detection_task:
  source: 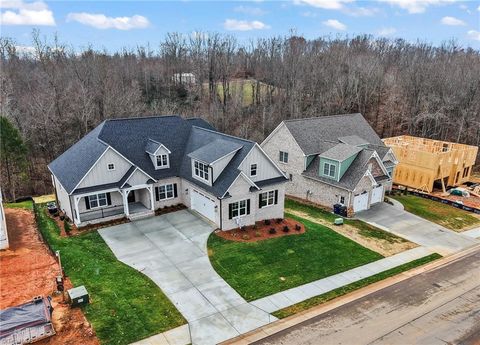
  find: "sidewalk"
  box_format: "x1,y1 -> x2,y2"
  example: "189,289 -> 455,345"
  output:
251,246 -> 432,313
462,227 -> 480,239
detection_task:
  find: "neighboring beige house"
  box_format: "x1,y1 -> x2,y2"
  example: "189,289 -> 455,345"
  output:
49,115 -> 287,230
262,113 -> 397,216
0,188 -> 8,250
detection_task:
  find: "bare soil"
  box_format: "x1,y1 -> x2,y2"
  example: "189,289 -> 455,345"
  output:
215,218 -> 305,242
287,209 -> 417,257
0,208 -> 99,345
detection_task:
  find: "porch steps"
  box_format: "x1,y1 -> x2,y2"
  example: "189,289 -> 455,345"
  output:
128,211 -> 155,221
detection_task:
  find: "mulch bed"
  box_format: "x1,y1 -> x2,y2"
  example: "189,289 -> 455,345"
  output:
155,204 -> 187,216
215,218 -> 305,243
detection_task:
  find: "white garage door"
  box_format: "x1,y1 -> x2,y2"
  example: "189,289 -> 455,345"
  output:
353,192 -> 369,213
190,190 -> 216,222
371,185 -> 384,204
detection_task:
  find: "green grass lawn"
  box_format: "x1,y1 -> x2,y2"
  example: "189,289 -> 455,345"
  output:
5,200 -> 34,210
391,194 -> 480,231
34,204 -> 185,345
272,252 -> 442,318
285,199 -> 407,244
208,214 -> 384,301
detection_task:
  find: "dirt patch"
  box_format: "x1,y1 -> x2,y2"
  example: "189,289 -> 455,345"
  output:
430,191 -> 480,211
287,209 -> 417,257
0,208 -> 99,345
215,218 -> 305,242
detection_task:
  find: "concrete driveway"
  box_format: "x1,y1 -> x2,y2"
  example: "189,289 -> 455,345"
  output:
99,210 -> 276,345
357,203 -> 478,255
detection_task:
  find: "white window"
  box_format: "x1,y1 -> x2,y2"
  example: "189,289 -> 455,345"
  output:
279,151 -> 289,163
231,199 -> 248,218
194,160 -> 209,182
107,163 -> 115,171
158,184 -> 174,200
88,193 -> 107,209
156,154 -> 169,168
323,162 -> 336,178
260,190 -> 275,208
339,196 -> 345,205
250,164 -> 257,177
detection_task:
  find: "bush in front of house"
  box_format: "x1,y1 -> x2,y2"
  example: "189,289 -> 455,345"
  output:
64,219 -> 71,234
295,224 -> 302,231
269,228 -> 276,234
283,226 -> 290,233
240,226 -> 247,232
254,231 -> 261,237
242,234 -> 250,240
276,218 -> 283,224
264,219 -> 271,226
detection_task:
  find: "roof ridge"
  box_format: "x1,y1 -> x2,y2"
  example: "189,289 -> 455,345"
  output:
192,125 -> 256,145
283,113 -> 361,123
105,115 -> 182,122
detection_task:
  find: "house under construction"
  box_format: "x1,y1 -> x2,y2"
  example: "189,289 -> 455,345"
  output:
383,135 -> 478,193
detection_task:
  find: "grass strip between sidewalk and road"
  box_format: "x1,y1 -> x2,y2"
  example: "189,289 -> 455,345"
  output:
34,203 -> 185,345
272,252 -> 442,319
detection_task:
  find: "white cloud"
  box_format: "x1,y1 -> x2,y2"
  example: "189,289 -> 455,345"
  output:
294,0 -> 354,10
322,19 -> 347,30
0,0 -> 55,25
379,0 -> 455,14
234,5 -> 266,16
377,27 -> 397,36
467,30 -> 480,41
477,5 -> 480,11
343,6 -> 380,16
14,45 -> 36,55
440,16 -> 466,26
223,19 -> 270,31
66,12 -> 150,30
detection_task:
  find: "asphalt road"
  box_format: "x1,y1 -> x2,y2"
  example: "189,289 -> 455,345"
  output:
254,248 -> 480,345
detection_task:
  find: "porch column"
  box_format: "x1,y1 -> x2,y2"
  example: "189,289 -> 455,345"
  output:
122,190 -> 130,216
148,186 -> 155,210
74,196 -> 81,225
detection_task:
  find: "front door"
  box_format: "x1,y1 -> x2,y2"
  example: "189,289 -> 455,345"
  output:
127,190 -> 136,203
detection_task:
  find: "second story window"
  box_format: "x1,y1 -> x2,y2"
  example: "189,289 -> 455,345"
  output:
323,162 -> 336,178
194,160 -> 209,182
279,151 -> 289,163
250,164 -> 257,177
156,154 -> 169,168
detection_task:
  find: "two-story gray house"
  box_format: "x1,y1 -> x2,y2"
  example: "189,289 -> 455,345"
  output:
261,113 -> 397,216
49,115 -> 287,230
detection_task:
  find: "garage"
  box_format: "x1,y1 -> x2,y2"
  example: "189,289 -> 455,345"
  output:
190,189 -> 216,223
353,192 -> 369,213
370,184 -> 384,204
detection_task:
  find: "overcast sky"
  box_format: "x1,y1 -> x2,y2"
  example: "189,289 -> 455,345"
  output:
1,0 -> 480,52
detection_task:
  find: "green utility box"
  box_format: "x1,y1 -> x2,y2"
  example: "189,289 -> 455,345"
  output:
67,285 -> 89,307
334,218 -> 344,226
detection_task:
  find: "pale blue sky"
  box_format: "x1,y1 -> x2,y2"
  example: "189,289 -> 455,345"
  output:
1,0 -> 480,52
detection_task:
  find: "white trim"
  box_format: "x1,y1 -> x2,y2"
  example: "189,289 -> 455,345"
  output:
259,189 -> 276,208
238,143 -> 288,179
370,151 -> 390,177
221,171 -> 259,199
69,147 -> 110,194
155,183 -> 175,201
229,198 -> 250,219
146,139 -> 172,155
120,167 -> 139,188
107,163 -> 115,171
364,169 -> 377,187
74,187 -> 120,199
155,153 -> 170,169
192,159 -> 211,184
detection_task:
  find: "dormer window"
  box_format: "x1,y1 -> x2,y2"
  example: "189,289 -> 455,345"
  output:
156,154 -> 169,168
194,160 -> 209,182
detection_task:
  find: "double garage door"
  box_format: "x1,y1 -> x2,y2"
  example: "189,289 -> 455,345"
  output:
353,185 -> 384,213
190,189 -> 216,223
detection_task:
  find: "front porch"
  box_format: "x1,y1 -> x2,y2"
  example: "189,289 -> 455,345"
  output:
73,184 -> 155,226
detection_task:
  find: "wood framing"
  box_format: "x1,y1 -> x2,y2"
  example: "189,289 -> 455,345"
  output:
383,135 -> 478,193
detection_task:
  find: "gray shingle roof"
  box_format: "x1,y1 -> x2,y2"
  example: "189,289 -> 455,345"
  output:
303,149 -> 374,191
48,115 -> 281,198
284,113 -> 385,155
320,144 -> 362,161
338,135 -> 369,147
145,139 -> 162,155
188,139 -> 242,164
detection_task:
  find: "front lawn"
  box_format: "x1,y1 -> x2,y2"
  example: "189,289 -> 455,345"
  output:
34,204 -> 185,345
391,194 -> 480,231
208,214 -> 383,301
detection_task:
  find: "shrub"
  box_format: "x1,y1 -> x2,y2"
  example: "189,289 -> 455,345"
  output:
264,219 -> 271,226
240,226 -> 247,232
64,219 -> 71,234
283,226 -> 290,233
252,224 -> 257,230
276,218 -> 283,224
242,234 -> 250,240
269,228 -> 276,235
254,231 -> 261,237
59,214 -> 65,220
295,224 -> 302,231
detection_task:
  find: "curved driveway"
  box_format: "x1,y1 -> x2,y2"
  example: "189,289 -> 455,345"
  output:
99,210 -> 276,345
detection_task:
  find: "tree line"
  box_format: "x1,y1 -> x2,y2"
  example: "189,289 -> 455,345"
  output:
1,31 -> 479,200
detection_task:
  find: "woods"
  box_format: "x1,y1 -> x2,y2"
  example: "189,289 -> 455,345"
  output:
1,31 -> 479,200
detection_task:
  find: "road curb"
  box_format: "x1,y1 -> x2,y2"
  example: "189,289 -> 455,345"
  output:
221,244 -> 480,345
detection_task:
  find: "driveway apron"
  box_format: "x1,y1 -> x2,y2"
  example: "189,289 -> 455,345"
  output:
99,210 -> 276,345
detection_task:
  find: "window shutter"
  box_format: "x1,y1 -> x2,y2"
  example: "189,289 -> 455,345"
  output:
258,194 -> 263,209
246,199 -> 250,215
106,193 -> 111,205
173,184 -> 178,198
274,190 -> 278,205
228,203 -> 233,220
85,197 -> 90,210
155,187 -> 159,201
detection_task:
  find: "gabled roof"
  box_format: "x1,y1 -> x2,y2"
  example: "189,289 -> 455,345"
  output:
188,139 -> 242,164
145,139 -> 171,155
338,135 -> 369,147
284,113 -> 385,155
320,143 -> 362,162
